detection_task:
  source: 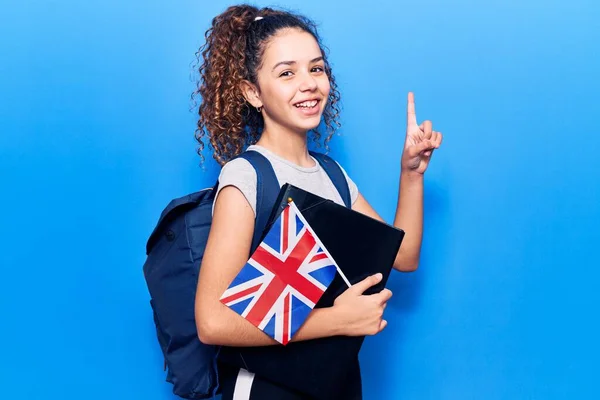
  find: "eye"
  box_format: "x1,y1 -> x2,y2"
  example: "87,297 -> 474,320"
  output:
312,66 -> 325,73
279,70 -> 293,77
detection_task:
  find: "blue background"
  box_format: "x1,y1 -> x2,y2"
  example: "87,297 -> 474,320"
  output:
1,0 -> 599,398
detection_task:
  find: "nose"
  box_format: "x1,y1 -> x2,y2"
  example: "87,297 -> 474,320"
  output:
299,71 -> 318,92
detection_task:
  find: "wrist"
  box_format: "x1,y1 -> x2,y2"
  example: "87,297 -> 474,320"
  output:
400,169 -> 424,183
326,304 -> 347,336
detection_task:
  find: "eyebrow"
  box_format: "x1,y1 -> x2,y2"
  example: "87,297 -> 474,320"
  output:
271,56 -> 324,72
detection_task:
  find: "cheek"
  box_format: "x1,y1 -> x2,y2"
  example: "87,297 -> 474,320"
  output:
264,85 -> 295,109
320,77 -> 331,97
320,80 -> 331,112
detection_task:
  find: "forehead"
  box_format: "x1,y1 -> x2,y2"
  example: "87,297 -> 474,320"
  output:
261,28 -> 322,66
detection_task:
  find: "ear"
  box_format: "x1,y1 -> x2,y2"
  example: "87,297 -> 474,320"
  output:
240,80 -> 262,109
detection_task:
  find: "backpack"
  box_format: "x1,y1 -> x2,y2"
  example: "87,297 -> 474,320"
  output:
142,149 -> 351,399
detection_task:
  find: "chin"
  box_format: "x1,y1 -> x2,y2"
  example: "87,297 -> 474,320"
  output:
294,115 -> 323,133
294,123 -> 320,134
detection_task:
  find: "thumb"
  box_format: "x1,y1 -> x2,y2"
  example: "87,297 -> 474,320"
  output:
379,319 -> 388,332
407,140 -> 434,158
350,273 -> 383,295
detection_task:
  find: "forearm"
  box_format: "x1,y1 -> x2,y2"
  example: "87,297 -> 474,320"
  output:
197,304 -> 342,347
291,306 -> 343,342
393,170 -> 424,271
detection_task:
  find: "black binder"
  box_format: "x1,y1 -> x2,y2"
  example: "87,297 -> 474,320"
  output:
218,184 -> 405,399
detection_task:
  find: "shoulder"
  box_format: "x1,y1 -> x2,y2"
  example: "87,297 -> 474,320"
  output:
310,152 -> 360,206
333,160 -> 360,206
214,157 -> 258,216
219,156 -> 256,182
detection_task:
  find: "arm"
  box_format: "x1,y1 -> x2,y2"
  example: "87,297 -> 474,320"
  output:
194,185 -> 343,346
352,92 -> 442,272
194,185 -> 391,346
352,171 -> 425,272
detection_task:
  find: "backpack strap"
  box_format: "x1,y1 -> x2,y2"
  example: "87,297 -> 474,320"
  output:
237,151 -> 280,254
237,150 -> 352,253
309,151 -> 352,208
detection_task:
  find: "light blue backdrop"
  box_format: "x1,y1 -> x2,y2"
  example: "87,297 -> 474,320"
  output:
1,0 -> 599,399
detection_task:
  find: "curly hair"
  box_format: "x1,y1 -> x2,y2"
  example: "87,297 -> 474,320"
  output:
193,5 -> 342,166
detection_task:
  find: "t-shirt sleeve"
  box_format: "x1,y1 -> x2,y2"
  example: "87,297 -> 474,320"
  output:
335,161 -> 359,205
212,158 -> 258,216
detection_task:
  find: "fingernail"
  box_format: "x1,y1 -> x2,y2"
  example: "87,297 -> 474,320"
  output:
375,273 -> 383,280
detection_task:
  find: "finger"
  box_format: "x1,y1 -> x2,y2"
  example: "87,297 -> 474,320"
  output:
350,273 -> 382,294
423,120 -> 433,140
435,131 -> 443,147
379,319 -> 388,332
407,92 -> 417,127
374,288 -> 393,304
423,131 -> 439,156
407,140 -> 434,158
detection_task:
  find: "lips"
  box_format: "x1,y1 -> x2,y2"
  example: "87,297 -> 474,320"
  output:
293,98 -> 321,118
294,99 -> 319,108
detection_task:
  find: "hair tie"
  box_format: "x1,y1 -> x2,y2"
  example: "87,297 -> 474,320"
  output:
254,16 -> 263,21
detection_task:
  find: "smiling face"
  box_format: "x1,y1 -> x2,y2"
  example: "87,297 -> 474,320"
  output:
247,28 -> 331,135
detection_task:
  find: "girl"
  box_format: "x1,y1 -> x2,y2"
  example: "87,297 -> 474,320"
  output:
194,4 -> 442,399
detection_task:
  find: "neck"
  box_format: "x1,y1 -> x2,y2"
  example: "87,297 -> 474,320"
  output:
256,123 -> 314,167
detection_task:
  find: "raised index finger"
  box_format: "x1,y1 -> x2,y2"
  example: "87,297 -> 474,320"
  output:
407,92 -> 417,127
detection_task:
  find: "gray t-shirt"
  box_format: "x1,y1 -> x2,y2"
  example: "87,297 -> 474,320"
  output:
214,145 -> 359,217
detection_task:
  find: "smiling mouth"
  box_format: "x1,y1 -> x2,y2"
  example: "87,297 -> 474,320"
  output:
294,99 -> 320,109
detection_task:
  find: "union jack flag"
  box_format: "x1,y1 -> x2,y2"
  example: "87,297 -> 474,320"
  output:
220,201 -> 339,345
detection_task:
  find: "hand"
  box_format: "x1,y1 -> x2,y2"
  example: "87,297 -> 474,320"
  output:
333,273 -> 392,336
401,92 -> 443,175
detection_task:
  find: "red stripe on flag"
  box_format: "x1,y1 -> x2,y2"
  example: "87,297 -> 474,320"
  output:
252,230 -> 323,304
310,252 -> 328,263
220,283 -> 262,305
245,278 -> 287,327
282,206 -> 289,254
282,293 -> 290,345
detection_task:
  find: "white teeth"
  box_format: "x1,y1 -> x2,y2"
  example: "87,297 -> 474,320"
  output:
295,100 -> 318,108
